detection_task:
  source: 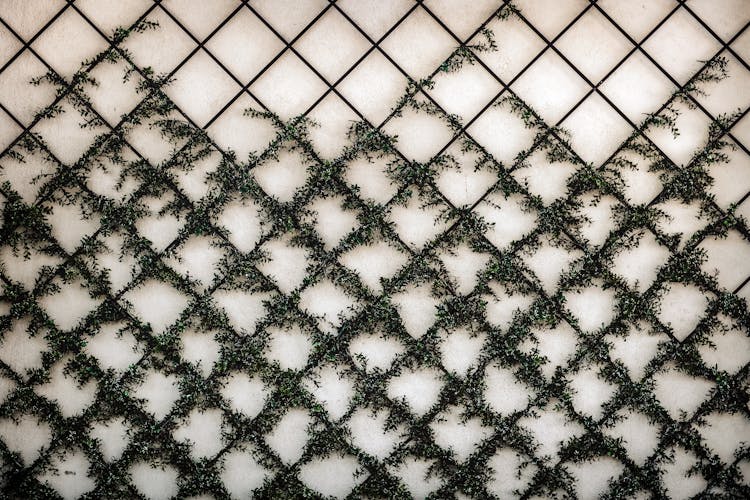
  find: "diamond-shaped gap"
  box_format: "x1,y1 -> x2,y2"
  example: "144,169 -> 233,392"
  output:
433,141 -> 497,207
389,456 -> 445,499
698,229 -> 750,291
0,413 -> 53,466
707,139 -> 750,209
337,50 -> 409,125
654,198 -> 709,248
220,444 -> 271,498
298,277 -> 359,334
298,453 -> 367,499
205,6 -> 284,84
475,191 -> 537,250
93,256 -> 139,321
608,150 -> 663,205
603,408 -> 661,466
206,95 -> 277,162
562,281 -> 618,333
179,327 -> 221,377
516,400 -> 585,460
132,368 -> 181,421
263,323 -> 313,371
36,448 -> 96,499
84,321 -> 143,373
170,147 -> 221,204
30,7 -> 107,77
698,315 -> 750,374
429,60 -> 501,124
347,405 -> 406,459
0,143 -> 57,206
212,286 -> 273,336
656,282 -> 710,342
486,448 -> 538,498
165,49 -> 241,127
658,446 -> 708,498
483,362 -> 534,415
252,147 -> 312,202
645,100 -> 713,167
0,241 -> 63,291
521,322 -> 579,379
567,364 -> 617,421
127,112 -> 188,166
599,51 -> 675,123
642,8 -> 721,85
123,279 -> 190,335
575,193 -> 619,248
339,239 -> 408,294
474,12 -> 545,83
560,92 -> 632,165
216,193 -> 265,254
387,366 -> 444,416
344,151 -> 400,204
294,7 -> 370,84
0,317 -> 48,378
382,94 -> 455,164
697,52 -> 750,116
555,8 -> 633,84
597,0 -> 676,43
0,0 -> 66,42
32,99 -> 106,165
172,407 -> 225,460
387,189 -> 451,250
429,404 -> 491,462
695,411 -> 750,465
652,362 -> 716,420
426,0 -> 501,39
302,363 -> 355,421
220,371 -> 268,419
0,50 -> 58,126
305,194 -> 360,251
565,457 -> 624,500
35,355 -> 97,418
336,0 -> 413,41
517,0 -> 589,41
161,0 -> 239,42
436,241 -> 491,295
75,0 -> 153,35
380,5 -> 456,79
437,327 -> 486,377
521,236 -> 583,296
249,50 -> 328,119
90,417 -> 130,462
39,277 -> 102,331
482,281 -> 535,331
164,235 -> 226,291
257,235 -> 310,295
121,7 -> 196,75
86,147 -> 141,202
305,92 -> 360,159
511,146 -> 580,206
612,230 -> 671,291
688,0 -> 750,42
467,100 -> 540,166
391,281 -> 441,340
250,0 -> 329,42
133,193 -> 187,253
607,322 -> 668,381
348,330 -> 406,373
128,461 -> 179,500
264,407 -> 312,465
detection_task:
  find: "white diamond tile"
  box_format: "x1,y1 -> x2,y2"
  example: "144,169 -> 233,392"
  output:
250,0 -> 328,42
161,0 -> 239,41
598,0 -> 677,43
121,7 -> 196,75
336,0 -> 413,41
380,7 -> 456,79
0,0 -> 66,41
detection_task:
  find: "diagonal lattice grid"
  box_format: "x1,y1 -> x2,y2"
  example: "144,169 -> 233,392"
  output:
0,0 -> 749,498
